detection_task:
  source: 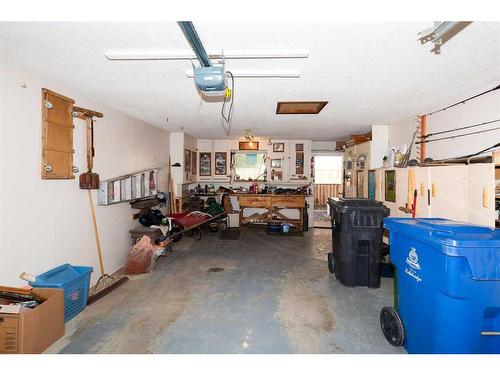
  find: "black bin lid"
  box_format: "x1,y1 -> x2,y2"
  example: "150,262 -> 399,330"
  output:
327,197 -> 386,208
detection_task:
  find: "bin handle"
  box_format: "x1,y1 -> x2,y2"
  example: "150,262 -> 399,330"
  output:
430,229 -> 454,239
481,331 -> 500,336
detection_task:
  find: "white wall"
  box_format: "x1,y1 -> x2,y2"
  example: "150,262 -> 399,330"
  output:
0,60 -> 170,287
389,84 -> 500,160
169,132 -> 184,195
312,141 -> 336,152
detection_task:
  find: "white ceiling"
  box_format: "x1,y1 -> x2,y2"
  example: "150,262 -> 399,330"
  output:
1,22 -> 499,140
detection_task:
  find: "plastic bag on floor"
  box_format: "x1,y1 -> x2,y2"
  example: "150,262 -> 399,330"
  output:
125,235 -> 165,275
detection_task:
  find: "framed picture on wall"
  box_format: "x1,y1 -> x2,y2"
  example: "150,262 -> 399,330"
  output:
191,151 -> 197,175
385,170 -> 396,202
184,149 -> 191,172
273,142 -> 285,152
271,159 -> 282,168
199,152 -> 211,176
368,170 -> 376,200
356,170 -> 365,198
295,143 -> 304,151
214,152 -> 227,175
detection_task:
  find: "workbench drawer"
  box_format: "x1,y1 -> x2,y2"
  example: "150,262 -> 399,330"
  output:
271,196 -> 305,208
238,196 -> 271,207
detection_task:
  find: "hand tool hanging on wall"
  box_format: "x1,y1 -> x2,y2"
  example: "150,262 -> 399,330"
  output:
73,106 -> 103,189
72,106 -> 128,304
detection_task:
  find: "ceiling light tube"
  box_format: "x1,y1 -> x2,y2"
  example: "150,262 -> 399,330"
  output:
105,49 -> 309,61
186,69 -> 301,78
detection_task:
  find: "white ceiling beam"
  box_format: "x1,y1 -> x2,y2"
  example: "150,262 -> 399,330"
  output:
105,49 -> 309,61
185,69 -> 301,78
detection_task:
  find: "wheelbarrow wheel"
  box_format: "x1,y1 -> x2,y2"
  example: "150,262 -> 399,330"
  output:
190,228 -> 202,240
327,252 -> 335,274
170,225 -> 182,242
380,306 -> 405,346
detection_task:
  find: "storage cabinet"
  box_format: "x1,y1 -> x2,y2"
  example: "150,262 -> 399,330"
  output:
41,89 -> 76,179
359,165 -> 495,226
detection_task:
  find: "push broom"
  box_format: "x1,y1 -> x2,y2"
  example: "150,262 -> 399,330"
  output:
73,106 -> 128,304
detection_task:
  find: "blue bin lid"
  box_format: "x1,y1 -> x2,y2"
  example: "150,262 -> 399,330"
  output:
384,218 -> 500,248
384,218 -> 500,280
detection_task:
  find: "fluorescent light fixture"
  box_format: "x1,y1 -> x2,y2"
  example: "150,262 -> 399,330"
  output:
186,69 -> 300,78
105,49 -> 309,61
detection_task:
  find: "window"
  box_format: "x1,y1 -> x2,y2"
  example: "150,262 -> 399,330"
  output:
233,152 -> 266,181
314,155 -> 343,184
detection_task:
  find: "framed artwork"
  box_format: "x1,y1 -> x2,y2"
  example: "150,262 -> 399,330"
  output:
199,152 -> 211,176
385,170 -> 396,202
273,142 -> 285,152
295,143 -> 304,151
191,151 -> 197,174
356,170 -> 365,198
368,170 -> 376,200
214,152 -> 227,175
271,159 -> 282,168
239,141 -> 259,151
184,149 -> 191,172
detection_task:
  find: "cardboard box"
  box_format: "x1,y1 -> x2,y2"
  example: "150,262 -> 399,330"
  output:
0,288 -> 64,354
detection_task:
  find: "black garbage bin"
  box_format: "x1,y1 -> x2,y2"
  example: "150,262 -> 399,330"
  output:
327,197 -> 389,288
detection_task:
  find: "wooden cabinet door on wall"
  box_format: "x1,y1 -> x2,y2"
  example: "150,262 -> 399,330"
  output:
41,88 -> 75,179
428,165 -> 468,221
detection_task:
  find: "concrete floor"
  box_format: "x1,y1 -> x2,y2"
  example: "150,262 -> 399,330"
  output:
47,227 -> 405,354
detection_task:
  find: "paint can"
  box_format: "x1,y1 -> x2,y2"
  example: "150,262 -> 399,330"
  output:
282,222 -> 290,233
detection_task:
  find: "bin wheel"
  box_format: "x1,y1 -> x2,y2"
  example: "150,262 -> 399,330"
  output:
327,252 -> 335,274
380,306 -> 405,347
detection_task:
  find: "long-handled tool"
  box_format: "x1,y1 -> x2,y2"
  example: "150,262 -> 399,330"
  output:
73,106 -> 128,304
75,106 -> 102,189
86,189 -> 128,304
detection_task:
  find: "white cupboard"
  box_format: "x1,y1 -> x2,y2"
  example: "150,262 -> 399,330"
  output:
358,164 -> 495,226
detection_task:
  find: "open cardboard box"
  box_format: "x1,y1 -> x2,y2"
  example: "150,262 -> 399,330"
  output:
0,287 -> 64,354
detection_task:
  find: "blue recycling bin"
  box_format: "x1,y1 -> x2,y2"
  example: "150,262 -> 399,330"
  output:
382,218 -> 500,354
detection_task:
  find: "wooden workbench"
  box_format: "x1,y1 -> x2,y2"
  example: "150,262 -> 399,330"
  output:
230,194 -> 307,231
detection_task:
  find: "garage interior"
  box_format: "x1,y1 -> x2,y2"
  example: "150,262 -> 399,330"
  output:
1,18 -> 499,357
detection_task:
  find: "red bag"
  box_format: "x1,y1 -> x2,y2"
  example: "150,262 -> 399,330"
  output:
125,235 -> 164,275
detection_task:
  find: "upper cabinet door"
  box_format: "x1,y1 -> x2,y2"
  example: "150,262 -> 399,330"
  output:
428,165 -> 468,221
41,88 -> 75,179
413,166 -> 430,218
467,164 -> 495,226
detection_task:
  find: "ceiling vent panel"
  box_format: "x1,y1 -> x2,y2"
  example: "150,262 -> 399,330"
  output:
276,101 -> 328,114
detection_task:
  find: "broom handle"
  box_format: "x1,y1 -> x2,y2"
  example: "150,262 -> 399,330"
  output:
88,190 -> 105,277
